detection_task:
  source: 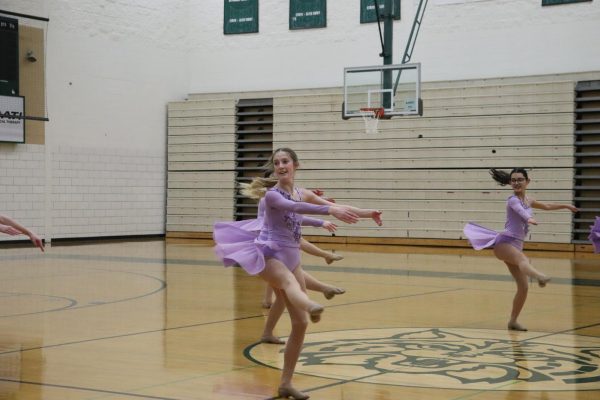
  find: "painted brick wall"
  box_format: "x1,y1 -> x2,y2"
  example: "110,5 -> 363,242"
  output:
0,144 -> 164,241
0,144 -> 45,241
49,145 -> 164,238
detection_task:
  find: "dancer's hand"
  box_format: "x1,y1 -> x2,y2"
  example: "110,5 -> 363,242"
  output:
371,210 -> 383,226
29,233 -> 45,252
322,221 -> 337,233
527,218 -> 538,225
310,188 -> 335,203
0,224 -> 20,235
329,206 -> 359,224
565,205 -> 579,213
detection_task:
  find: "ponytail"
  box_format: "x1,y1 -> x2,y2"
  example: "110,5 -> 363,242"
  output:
239,177 -> 278,199
490,169 -> 511,186
490,168 -> 529,186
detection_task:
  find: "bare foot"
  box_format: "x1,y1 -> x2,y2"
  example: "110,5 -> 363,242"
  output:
278,386 -> 309,400
325,253 -> 344,265
261,300 -> 272,309
537,276 -> 551,288
260,335 -> 285,345
508,321 -> 528,331
308,304 -> 324,323
323,286 -> 346,300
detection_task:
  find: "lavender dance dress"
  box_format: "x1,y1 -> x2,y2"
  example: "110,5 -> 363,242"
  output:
589,216 -> 600,254
463,195 -> 532,251
213,187 -> 328,275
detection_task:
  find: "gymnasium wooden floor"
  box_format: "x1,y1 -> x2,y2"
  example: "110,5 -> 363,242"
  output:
1,239 -> 599,400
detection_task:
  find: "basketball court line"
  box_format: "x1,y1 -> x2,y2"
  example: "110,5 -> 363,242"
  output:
0,286 -> 465,357
0,378 -> 181,400
0,313 -> 261,356
0,268 -> 166,318
2,251 -> 599,288
261,371 -> 387,400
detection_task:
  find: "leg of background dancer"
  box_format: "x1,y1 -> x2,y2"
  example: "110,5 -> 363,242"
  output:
300,237 -> 343,265
262,284 -> 274,308
261,288 -> 286,344
259,259 -> 323,323
303,271 -> 345,300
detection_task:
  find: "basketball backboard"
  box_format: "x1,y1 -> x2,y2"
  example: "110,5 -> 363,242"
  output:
343,62 -> 421,119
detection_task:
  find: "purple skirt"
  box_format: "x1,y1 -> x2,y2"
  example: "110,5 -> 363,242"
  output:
463,222 -> 524,251
213,220 -> 301,275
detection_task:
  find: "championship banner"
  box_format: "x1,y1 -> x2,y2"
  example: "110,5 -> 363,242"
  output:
0,95 -> 25,142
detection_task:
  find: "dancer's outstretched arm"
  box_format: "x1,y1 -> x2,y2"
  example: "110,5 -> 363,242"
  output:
265,190 -> 359,224
301,188 -> 382,226
531,199 -> 578,212
0,214 -> 44,251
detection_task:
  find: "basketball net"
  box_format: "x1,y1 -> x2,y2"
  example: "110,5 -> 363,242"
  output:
360,107 -> 384,134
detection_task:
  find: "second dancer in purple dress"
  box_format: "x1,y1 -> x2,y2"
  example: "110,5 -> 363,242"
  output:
463,168 -> 578,332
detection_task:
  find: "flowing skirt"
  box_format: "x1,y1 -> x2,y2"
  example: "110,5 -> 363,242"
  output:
463,222 -> 524,251
213,220 -> 300,275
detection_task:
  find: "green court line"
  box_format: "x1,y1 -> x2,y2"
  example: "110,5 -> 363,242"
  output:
83,365 -> 260,400
3,251 -> 600,287
0,377 -> 180,400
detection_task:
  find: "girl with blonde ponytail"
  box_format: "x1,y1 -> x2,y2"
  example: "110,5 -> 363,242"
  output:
213,148 -> 382,400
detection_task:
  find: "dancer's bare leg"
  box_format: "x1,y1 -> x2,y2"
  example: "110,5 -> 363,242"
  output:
278,266 -> 310,400
303,271 -> 345,300
504,261 -> 529,331
494,243 -> 549,286
494,243 -> 547,331
261,288 -> 286,344
259,259 -> 323,322
262,284 -> 274,308
262,270 -> 341,342
300,238 -> 343,265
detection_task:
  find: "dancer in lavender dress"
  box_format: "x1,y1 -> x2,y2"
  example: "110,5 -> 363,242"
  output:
214,193 -> 345,296
463,168 -> 578,331
214,148 -> 380,400
256,195 -> 345,309
239,187 -> 382,345
0,214 -> 44,251
589,216 -> 600,253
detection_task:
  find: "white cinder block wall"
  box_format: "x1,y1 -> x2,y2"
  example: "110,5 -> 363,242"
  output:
0,145 -> 45,239
1,0 -> 190,242
49,146 -> 165,238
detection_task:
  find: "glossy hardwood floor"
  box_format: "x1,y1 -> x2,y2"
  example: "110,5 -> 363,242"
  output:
1,239 -> 599,399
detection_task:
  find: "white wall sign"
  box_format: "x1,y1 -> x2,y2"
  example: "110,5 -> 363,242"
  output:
0,95 -> 25,142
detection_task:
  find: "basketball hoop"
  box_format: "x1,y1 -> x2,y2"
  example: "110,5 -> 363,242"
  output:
360,107 -> 385,134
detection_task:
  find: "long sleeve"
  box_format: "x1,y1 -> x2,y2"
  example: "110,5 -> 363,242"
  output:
300,215 -> 324,227
265,190 -> 330,215
508,197 -> 531,221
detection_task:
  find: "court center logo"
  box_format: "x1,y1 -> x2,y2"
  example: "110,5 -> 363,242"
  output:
247,327 -> 600,391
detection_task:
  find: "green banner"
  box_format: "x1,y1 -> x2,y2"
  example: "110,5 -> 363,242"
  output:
290,0 -> 327,30
0,16 -> 19,96
360,0 -> 400,24
224,0 -> 259,34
